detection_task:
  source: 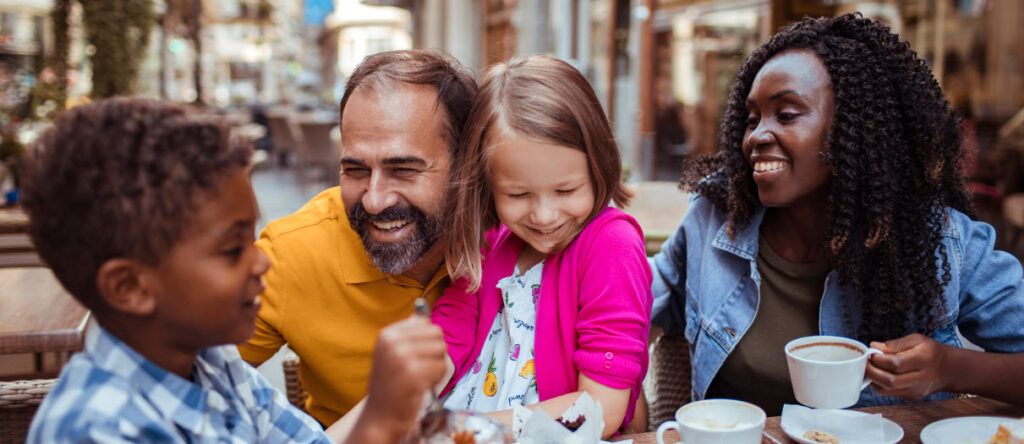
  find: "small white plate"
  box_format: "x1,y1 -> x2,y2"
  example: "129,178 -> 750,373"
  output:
781,409 -> 904,444
920,416 -> 1016,444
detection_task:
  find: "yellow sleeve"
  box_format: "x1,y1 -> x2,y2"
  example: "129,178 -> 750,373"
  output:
237,231 -> 287,365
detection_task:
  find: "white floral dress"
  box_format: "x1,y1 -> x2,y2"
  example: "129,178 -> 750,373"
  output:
443,262 -> 542,411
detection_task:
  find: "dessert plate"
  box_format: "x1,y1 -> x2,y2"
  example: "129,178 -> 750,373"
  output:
780,409 -> 903,444
920,416 -> 1016,444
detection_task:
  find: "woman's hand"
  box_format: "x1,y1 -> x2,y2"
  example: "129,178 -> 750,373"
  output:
867,333 -> 1024,406
866,333 -> 953,401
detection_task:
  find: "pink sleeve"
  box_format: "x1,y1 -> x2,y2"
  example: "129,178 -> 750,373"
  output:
431,275 -> 479,373
573,218 -> 653,389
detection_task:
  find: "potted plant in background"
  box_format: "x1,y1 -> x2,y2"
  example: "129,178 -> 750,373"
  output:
0,127 -> 25,206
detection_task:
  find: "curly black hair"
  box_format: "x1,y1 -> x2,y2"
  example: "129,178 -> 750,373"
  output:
21,98 -> 252,313
681,13 -> 972,341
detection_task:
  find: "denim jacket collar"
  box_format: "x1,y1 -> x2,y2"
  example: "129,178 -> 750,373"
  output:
711,205 -> 766,261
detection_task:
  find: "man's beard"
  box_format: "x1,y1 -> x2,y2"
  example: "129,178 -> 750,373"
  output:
347,202 -> 445,275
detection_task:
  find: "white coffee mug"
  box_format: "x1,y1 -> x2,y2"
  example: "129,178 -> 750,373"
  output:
655,399 -> 766,444
785,335 -> 883,409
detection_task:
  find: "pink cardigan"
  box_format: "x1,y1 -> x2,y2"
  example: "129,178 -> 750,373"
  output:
432,207 -> 652,427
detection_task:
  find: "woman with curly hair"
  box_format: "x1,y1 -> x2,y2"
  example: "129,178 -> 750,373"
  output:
650,13 -> 1024,415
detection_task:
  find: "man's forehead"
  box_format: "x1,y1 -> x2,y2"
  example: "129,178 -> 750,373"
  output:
345,81 -> 442,114
345,87 -> 444,132
340,85 -> 451,160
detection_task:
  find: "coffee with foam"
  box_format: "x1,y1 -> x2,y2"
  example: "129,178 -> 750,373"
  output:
657,399 -> 766,444
790,342 -> 864,362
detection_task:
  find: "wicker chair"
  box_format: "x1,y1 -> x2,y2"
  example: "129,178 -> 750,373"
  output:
282,351 -> 308,413
0,379 -> 55,442
649,334 -> 692,430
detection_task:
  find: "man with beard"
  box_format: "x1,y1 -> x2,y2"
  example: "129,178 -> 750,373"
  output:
238,49 -> 477,427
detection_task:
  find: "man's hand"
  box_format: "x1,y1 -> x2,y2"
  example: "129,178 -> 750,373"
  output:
359,315 -> 447,442
866,333 -> 952,401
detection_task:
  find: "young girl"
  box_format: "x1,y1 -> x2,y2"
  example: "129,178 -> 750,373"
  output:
431,56 -> 652,437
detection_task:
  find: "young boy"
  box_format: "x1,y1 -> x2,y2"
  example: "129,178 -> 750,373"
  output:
23,98 -> 446,443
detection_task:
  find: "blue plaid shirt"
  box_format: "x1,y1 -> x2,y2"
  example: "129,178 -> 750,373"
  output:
28,321 -> 332,443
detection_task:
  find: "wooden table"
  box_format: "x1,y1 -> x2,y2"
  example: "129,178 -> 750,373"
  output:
0,267 -> 89,359
616,397 -> 1024,443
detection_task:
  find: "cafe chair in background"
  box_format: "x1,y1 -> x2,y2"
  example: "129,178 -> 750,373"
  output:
295,122 -> 341,184
282,351 -> 308,413
648,334 -> 692,430
266,113 -> 305,168
0,378 -> 55,442
1002,193 -> 1024,254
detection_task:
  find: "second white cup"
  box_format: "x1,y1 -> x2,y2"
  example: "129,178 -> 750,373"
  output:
656,399 -> 766,444
785,335 -> 882,409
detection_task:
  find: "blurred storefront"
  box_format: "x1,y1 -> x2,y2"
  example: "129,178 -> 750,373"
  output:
642,0 -> 1024,182
322,0 -> 412,102
0,0 -> 52,123
356,0 -> 1023,187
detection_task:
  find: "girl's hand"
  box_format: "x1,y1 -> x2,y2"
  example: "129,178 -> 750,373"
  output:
866,333 -> 953,401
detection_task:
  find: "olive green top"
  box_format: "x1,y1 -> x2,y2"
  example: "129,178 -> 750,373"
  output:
705,235 -> 830,416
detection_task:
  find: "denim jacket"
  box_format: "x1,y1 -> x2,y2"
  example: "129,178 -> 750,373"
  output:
650,196 -> 1024,407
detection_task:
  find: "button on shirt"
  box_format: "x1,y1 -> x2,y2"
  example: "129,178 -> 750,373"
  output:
28,321 -> 330,443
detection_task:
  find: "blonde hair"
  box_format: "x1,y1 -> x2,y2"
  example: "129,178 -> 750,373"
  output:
446,56 -> 632,291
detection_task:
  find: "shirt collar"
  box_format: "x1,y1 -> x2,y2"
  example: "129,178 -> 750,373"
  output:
712,204 -> 766,261
85,321 -> 210,435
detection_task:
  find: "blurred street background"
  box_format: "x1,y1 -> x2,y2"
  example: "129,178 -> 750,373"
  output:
1,0 -> 1023,390
1,0 -> 1022,238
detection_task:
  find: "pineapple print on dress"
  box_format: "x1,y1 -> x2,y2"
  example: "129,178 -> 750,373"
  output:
520,347 -> 535,378
483,355 -> 498,397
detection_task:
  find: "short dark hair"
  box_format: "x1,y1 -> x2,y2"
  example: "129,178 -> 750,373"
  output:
339,49 -> 478,156
21,98 -> 252,312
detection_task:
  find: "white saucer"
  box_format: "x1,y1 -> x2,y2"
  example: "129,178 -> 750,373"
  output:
781,409 -> 904,444
920,416 -> 1017,444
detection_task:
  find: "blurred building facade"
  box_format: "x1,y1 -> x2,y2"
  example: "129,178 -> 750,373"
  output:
0,0 -> 53,119
361,0 -> 1024,184
8,0 -> 1023,184
320,0 -> 412,102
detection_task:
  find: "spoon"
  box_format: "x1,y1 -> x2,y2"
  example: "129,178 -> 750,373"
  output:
414,297 -> 449,437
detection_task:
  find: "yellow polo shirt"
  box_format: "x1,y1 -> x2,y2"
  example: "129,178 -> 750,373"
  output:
238,187 -> 448,426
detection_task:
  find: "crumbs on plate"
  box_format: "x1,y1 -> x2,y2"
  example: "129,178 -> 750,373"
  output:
803,429 -> 839,444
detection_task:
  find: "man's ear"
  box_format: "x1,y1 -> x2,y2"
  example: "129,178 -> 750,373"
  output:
96,259 -> 157,316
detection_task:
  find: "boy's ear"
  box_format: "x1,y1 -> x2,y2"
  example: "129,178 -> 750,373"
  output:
96,259 -> 157,316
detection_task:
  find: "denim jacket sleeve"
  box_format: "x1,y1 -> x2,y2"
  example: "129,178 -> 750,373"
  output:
952,209 -> 1024,353
650,220 -> 687,336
